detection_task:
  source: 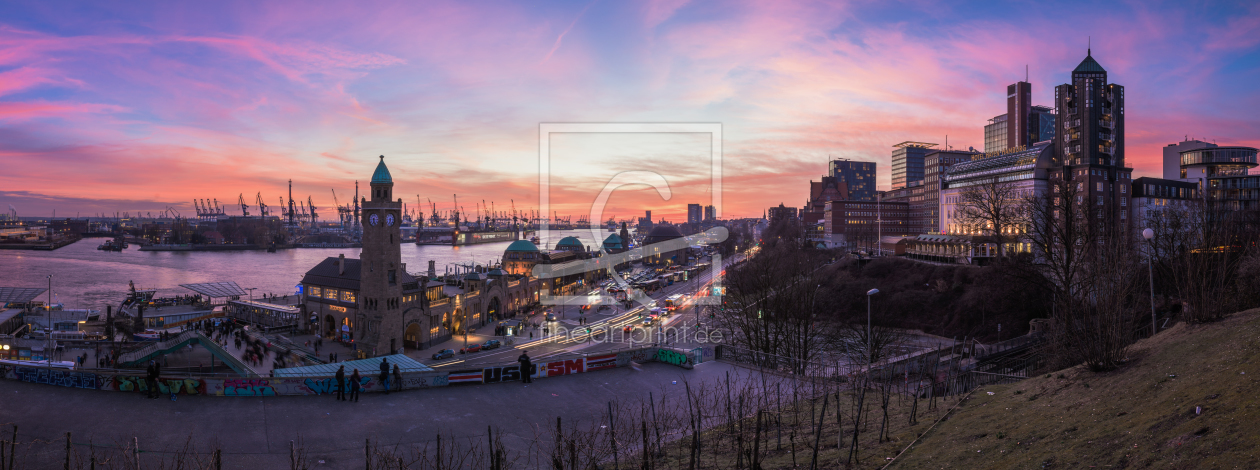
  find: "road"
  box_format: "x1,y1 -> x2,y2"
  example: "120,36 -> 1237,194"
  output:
422,252 -> 743,370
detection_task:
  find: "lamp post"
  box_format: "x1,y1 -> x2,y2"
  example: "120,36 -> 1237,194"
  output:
245,287 -> 257,304
866,288 -> 879,367
1142,228 -> 1156,336
47,274 -> 53,366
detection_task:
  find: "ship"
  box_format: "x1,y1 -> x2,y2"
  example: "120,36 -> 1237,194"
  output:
452,228 -> 518,246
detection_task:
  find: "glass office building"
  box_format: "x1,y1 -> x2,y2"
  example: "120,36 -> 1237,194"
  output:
828,159 -> 877,202
891,142 -> 937,190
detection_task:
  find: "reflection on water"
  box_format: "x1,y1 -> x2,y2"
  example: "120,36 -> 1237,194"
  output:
0,228 -> 625,309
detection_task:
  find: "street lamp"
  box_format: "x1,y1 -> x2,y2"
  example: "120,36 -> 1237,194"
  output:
1142,228 -> 1156,336
245,287 -> 257,304
865,288 -> 879,366
47,274 -> 53,366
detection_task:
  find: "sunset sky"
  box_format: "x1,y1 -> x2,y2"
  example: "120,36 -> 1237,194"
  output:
2,0 -> 1258,221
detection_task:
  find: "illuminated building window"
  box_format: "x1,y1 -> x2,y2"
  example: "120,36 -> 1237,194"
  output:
309,286 -> 322,298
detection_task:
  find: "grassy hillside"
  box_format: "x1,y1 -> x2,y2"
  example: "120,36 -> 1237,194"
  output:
893,308 -> 1260,469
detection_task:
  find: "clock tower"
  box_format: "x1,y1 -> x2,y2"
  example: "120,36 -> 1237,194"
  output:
358,155 -> 404,355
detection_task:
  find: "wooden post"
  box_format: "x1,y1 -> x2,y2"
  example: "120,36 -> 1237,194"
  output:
436,434 -> 443,470
64,432 -> 71,470
809,393 -> 827,470
364,439 -> 370,470
608,401 -> 619,470
649,392 -> 662,458
641,419 -> 650,470
134,437 -> 140,470
214,449 -> 221,470
10,424 -> 18,470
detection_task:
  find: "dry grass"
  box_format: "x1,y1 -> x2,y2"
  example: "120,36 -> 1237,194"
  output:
892,308 -> 1260,469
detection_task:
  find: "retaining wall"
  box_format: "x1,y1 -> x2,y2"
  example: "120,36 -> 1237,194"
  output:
0,346 -> 697,397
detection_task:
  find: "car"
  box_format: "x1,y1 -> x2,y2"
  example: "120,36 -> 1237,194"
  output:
431,349 -> 455,360
481,339 -> 501,350
545,312 -> 557,322
462,344 -> 482,353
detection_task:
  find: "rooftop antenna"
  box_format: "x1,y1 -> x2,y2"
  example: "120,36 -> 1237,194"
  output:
1026,64 -> 1028,82
1088,36 -> 1091,56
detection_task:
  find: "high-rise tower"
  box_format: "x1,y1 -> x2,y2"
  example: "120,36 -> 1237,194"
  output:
1053,49 -> 1132,225
358,156 -> 405,354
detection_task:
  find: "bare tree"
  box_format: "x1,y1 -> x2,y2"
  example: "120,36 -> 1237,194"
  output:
954,179 -> 1026,260
1143,202 -> 1260,323
1024,178 -> 1141,371
718,244 -> 831,372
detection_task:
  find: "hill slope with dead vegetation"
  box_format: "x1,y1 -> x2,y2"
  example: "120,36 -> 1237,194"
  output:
893,308 -> 1260,469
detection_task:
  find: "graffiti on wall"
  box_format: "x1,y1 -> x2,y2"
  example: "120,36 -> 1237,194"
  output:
301,377 -> 372,395
219,378 -> 276,396
543,359 -> 584,377
483,364 -> 533,384
100,376 -> 205,395
13,367 -> 97,389
617,348 -> 656,367
655,348 -> 693,369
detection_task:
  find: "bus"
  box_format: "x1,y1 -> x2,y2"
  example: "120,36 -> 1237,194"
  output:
665,294 -> 686,311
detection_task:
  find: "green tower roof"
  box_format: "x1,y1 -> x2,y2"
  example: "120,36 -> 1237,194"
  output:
371,155 -> 393,184
1073,51 -> 1106,73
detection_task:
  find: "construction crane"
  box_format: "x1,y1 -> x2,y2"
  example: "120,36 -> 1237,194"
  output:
333,189 -> 349,229
428,198 -> 439,227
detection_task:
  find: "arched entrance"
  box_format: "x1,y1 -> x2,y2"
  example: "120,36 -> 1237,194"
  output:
488,297 -> 501,321
452,308 -> 464,334
324,315 -> 335,337
404,322 -> 422,349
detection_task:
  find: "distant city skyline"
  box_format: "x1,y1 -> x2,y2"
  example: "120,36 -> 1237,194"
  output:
1,1 -> 1258,219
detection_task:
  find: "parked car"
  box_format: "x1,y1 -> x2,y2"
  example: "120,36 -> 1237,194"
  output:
462,344 -> 482,353
481,339 -> 501,350
431,349 -> 455,360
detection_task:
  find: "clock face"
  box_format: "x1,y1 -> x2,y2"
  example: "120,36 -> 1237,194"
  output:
369,214 -> 380,226
386,214 -> 395,227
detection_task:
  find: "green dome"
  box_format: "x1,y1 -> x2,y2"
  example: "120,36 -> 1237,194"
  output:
506,240 -> 539,252
556,236 -> 584,251
602,234 -> 624,250
371,155 -> 393,184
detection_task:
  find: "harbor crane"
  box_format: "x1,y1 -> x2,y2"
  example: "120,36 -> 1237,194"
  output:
238,194 -> 249,217
256,192 -> 268,218
288,180 -> 298,227
308,196 -> 318,226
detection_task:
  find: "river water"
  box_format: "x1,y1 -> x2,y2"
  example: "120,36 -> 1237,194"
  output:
0,229 -> 625,309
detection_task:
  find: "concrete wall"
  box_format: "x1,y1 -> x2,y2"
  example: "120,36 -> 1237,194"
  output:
0,346 -> 697,397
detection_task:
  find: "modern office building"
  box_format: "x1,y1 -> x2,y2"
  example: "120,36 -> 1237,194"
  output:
687,204 -> 702,225
828,159 -> 876,202
940,142 -> 1057,237
822,200 -> 911,249
891,142 -> 937,189
984,114 -> 1008,154
1162,139 -> 1216,180
1053,49 -> 1134,226
768,203 -> 798,221
703,205 -> 715,221
984,80 -> 1056,153
1131,177 -> 1200,224
923,149 -> 981,232
1179,145 -> 1260,211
